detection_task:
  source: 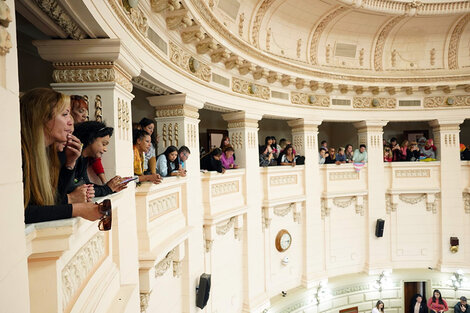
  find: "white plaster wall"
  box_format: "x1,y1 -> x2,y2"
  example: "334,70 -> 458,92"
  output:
147,268 -> 183,313
258,119 -> 292,146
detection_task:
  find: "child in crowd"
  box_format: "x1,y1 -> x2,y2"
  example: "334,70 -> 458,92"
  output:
156,145 -> 186,177
201,148 -> 225,173
221,145 -> 238,169
133,130 -> 162,184
384,147 -> 392,162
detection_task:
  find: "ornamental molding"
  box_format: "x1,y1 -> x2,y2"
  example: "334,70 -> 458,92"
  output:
232,77 -> 270,100
62,232 -> 106,312
216,217 -> 235,235
353,97 -> 397,108
148,192 -> 179,221
94,95 -> 103,122
399,193 -> 426,204
394,169 -> 430,178
132,77 -> 172,95
263,202 -> 302,228
0,0 -> 12,56
309,6 -> 349,65
227,119 -> 259,129
140,292 -> 151,313
185,123 -> 198,148
211,181 -> 239,197
333,196 -> 355,208
120,1 -> 149,37
230,132 -> 243,149
250,0 -> 275,48
169,41 -> 211,82
373,16 -> 405,71
270,175 -> 297,186
385,194 -> 397,213
33,0 -> 87,40
448,14 -> 470,70
291,92 -> 330,107
156,104 -> 199,119
161,122 -> 179,147
463,192 -> 470,214
322,195 -> 366,218
273,203 -> 294,217
332,283 -> 371,296
155,248 -> 177,277
424,96 -> 470,107
387,192 -> 439,213
329,171 -> 359,181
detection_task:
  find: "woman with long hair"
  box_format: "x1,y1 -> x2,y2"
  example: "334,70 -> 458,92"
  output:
410,293 -> 428,313
21,88 -> 105,224
427,289 -> 448,313
201,148 -> 225,173
138,118 -> 158,174
279,144 -> 296,167
372,300 -> 385,313
156,145 -> 185,177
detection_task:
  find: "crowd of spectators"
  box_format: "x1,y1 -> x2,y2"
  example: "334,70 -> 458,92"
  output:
383,137 -> 436,162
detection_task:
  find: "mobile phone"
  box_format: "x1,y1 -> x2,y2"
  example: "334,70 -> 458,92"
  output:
120,176 -> 139,184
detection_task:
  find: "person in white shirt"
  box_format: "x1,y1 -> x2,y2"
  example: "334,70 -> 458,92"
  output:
372,300 -> 385,313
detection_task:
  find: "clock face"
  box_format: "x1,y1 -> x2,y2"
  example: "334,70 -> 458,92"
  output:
275,229 -> 292,252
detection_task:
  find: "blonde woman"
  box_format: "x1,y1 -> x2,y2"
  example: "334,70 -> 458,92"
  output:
21,88 -> 106,225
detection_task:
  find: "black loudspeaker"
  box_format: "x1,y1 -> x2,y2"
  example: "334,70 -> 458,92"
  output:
196,273 -> 211,309
375,219 -> 385,237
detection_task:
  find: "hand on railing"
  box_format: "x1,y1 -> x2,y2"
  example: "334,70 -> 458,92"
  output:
68,184 -> 90,203
106,176 -> 129,192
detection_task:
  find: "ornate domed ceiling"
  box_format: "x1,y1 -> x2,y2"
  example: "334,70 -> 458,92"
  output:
210,0 -> 470,74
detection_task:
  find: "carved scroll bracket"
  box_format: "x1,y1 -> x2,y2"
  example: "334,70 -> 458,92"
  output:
386,192 -> 440,214
322,195 -> 366,218
204,213 -> 244,252
154,243 -> 185,278
463,192 -> 470,214
263,202 -> 303,229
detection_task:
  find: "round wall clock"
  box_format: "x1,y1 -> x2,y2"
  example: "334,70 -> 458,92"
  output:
275,229 -> 292,252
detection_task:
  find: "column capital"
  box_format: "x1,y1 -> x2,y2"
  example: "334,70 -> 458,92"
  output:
429,119 -> 463,131
33,39 -> 141,92
287,119 -> 322,132
353,120 -> 388,132
148,94 -> 203,119
222,111 -> 262,129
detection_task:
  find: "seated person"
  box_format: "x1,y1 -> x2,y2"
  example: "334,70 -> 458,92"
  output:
325,147 -> 337,164
407,141 -> 421,161
353,144 -> 368,163
221,145 -> 238,169
177,146 -> 191,171
156,145 -> 186,177
384,147 -> 392,162
201,148 -> 225,173
21,88 -> 105,224
133,130 -> 162,184
454,296 -> 468,313
259,145 -> 276,167
73,121 -> 131,197
279,144 -> 296,167
421,139 -> 437,160
319,148 -> 327,164
336,147 -> 347,163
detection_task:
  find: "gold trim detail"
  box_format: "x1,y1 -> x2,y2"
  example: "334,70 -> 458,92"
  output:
169,41 -> 211,82
232,77 -> 270,99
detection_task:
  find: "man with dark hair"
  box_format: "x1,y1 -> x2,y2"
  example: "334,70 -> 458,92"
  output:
178,146 -> 191,172
454,296 -> 468,313
353,144 -> 368,163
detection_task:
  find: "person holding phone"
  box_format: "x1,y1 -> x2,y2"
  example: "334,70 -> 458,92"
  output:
133,130 -> 163,184
454,297 -> 468,313
73,121 -> 131,197
427,289 -> 448,313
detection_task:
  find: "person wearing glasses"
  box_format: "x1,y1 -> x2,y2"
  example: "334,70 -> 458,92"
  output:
324,147 -> 337,164
177,146 -> 191,172
20,88 -> 106,224
156,145 -> 187,177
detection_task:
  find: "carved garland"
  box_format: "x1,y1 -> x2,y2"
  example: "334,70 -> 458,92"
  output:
424,96 -> 470,107
309,6 -> 348,65
62,232 -> 106,311
353,97 -> 397,108
216,217 -> 236,235
155,248 -> 177,277
448,14 -> 470,70
140,292 -> 151,313
373,16 -> 405,71
399,194 -> 426,204
148,192 -> 179,221
251,0 -> 275,48
169,41 -> 211,82
329,171 -> 359,181
232,77 -> 270,100
291,92 -> 330,107
211,181 -> 239,197
270,175 -> 297,186
0,0 -> 12,56
463,192 -> 470,214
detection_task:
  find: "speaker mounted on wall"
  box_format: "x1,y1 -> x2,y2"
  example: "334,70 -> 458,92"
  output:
375,219 -> 385,237
196,273 -> 211,309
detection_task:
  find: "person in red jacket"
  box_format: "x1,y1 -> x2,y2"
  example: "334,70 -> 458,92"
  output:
427,289 -> 448,313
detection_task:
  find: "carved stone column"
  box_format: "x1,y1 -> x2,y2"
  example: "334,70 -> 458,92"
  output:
0,1 -> 31,311
354,120 -> 390,273
222,111 -> 269,313
429,119 -> 465,270
148,93 -> 204,313
288,119 -> 325,287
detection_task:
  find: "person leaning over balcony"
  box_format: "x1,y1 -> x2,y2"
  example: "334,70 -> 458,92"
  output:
133,129 -> 162,184
177,145 -> 191,171
345,144 -> 354,163
336,147 -> 347,164
21,88 -> 105,224
384,147 -> 393,162
421,139 -> 437,161
319,148 -> 327,164
73,121 -> 131,197
353,144 -> 368,163
454,296 -> 468,313
325,147 -> 337,164
401,140 -> 409,161
138,118 -> 158,174
156,145 -> 186,177
201,148 -> 225,173
428,289 -> 448,313
221,145 -> 238,169
372,300 -> 385,313
408,141 -> 421,161
259,144 -> 276,167
279,144 -> 296,167
410,293 -> 428,313
390,137 -> 403,161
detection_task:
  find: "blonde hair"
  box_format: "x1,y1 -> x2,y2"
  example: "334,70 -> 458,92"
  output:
20,88 -> 69,207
